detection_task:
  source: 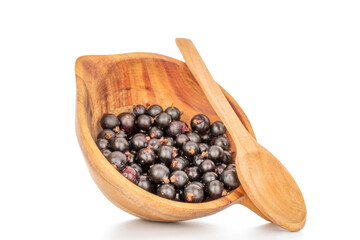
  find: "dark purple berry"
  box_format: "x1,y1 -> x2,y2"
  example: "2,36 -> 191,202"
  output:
136,147 -> 156,169
225,163 -> 236,171
149,164 -> 170,184
184,182 -> 204,203
182,141 -> 199,158
170,170 -> 189,189
131,105 -> 146,116
201,132 -> 212,143
165,106 -> 181,120
210,121 -> 226,137
121,166 -> 139,184
220,169 -> 240,190
130,163 -> 143,175
146,138 -> 162,151
157,183 -> 176,200
148,126 -> 163,139
97,129 -> 116,140
185,166 -> 201,181
205,145 -> 224,163
115,130 -> 127,138
101,113 -> 120,129
213,136 -> 230,150
207,180 -> 225,199
175,134 -> 189,147
202,172 -> 218,185
118,112 -> 136,134
187,132 -> 201,143
191,114 -> 210,133
147,104 -> 163,117
100,148 -> 111,158
215,164 -> 227,175
107,151 -> 127,171
166,121 -> 189,137
221,151 -> 233,165
199,159 -> 215,173
110,137 -> 129,152
136,114 -> 152,131
162,136 -> 175,146
137,175 -> 153,192
198,143 -> 209,153
157,146 -> 176,165
155,112 -> 172,129
170,157 -> 187,171
130,133 -> 147,151
96,138 -> 109,150
193,154 -> 205,166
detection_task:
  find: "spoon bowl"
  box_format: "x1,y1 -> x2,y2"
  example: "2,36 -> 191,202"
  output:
76,52 -> 268,222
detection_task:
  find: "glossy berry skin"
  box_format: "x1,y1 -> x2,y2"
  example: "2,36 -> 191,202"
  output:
147,105 -> 163,117
221,151 -> 233,165
210,121 -> 226,137
185,166 -> 201,181
198,143 -> 209,153
165,106 -> 181,120
107,151 -> 127,171
157,183 -> 176,200
101,113 -> 120,129
170,157 -> 187,171
96,138 -> 109,150
206,145 -> 224,163
130,163 -> 143,175
157,146 -> 175,165
220,169 -> 240,190
130,133 -> 147,151
193,154 -> 205,166
175,134 -> 189,147
155,112 -> 172,129
146,138 -> 162,151
100,148 -> 111,158
110,137 -> 129,152
170,170 -> 189,189
118,112 -> 136,134
136,147 -> 156,169
121,166 -> 139,184
182,141 -> 199,158
207,180 -> 224,199
202,172 -> 218,185
183,182 -> 204,203
136,114 -> 152,131
213,136 -> 230,150
162,136 -> 175,146
215,164 -> 227,175
166,121 -> 188,137
200,133 -> 212,143
137,175 -> 153,192
148,126 -> 163,139
149,164 -> 170,184
191,114 -> 210,133
97,129 -> 116,140
225,163 -> 236,171
131,105 -> 146,116
199,159 -> 216,173
187,132 -> 201,143
115,130 -> 127,138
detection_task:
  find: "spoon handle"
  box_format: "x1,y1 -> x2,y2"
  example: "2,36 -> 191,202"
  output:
176,38 -> 257,151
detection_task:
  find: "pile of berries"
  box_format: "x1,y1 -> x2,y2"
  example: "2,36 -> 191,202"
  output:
96,104 -> 240,203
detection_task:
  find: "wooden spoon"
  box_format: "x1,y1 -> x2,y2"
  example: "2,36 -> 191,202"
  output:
76,52 -> 270,224
176,38 -> 307,231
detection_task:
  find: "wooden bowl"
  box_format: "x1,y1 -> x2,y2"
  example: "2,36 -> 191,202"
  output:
75,52 -> 269,222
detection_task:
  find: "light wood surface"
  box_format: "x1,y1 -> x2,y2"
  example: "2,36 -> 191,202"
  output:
176,38 -> 307,231
75,51 -> 272,224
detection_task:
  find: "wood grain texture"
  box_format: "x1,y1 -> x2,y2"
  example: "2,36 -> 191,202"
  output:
176,38 -> 306,231
75,52 -> 268,223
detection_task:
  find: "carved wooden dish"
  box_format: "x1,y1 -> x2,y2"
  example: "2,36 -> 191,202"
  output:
75,52 -> 269,222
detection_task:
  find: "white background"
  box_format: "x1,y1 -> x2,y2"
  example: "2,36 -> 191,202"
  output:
1,1 -> 359,239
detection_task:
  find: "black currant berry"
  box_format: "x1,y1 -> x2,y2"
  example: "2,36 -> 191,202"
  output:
137,175 -> 153,192
121,166 -> 139,184
129,163 -> 143,175
157,146 -> 176,165
170,170 -> 189,189
185,166 -> 201,181
96,138 -> 109,150
136,114 -> 153,131
199,159 -> 216,173
193,154 -> 205,166
165,106 -> 181,120
162,136 -> 175,146
210,121 -> 226,137
205,145 -> 224,163
213,136 -> 230,150
146,138 -> 162,151
148,126 -> 163,139
215,164 -> 227,175
107,151 -> 127,171
130,133 -> 147,151
187,132 -> 201,143
220,169 -> 240,190
131,105 -> 146,116
147,104 -> 163,117
207,180 -> 225,199
166,121 -> 189,137
221,151 -> 233,165
118,112 -> 136,134
97,129 -> 116,140
170,157 -> 188,171
202,172 -> 218,185
155,112 -> 172,129
136,147 -> 156,169
198,143 -> 209,153
175,134 -> 189,147
110,137 -> 129,152
149,164 -> 170,184
101,148 -> 112,158
201,132 -> 212,143
225,163 -> 236,171
157,183 -> 176,200
183,182 -> 204,203
182,141 -> 199,158
101,113 -> 120,129
115,130 -> 127,138
191,114 -> 210,133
